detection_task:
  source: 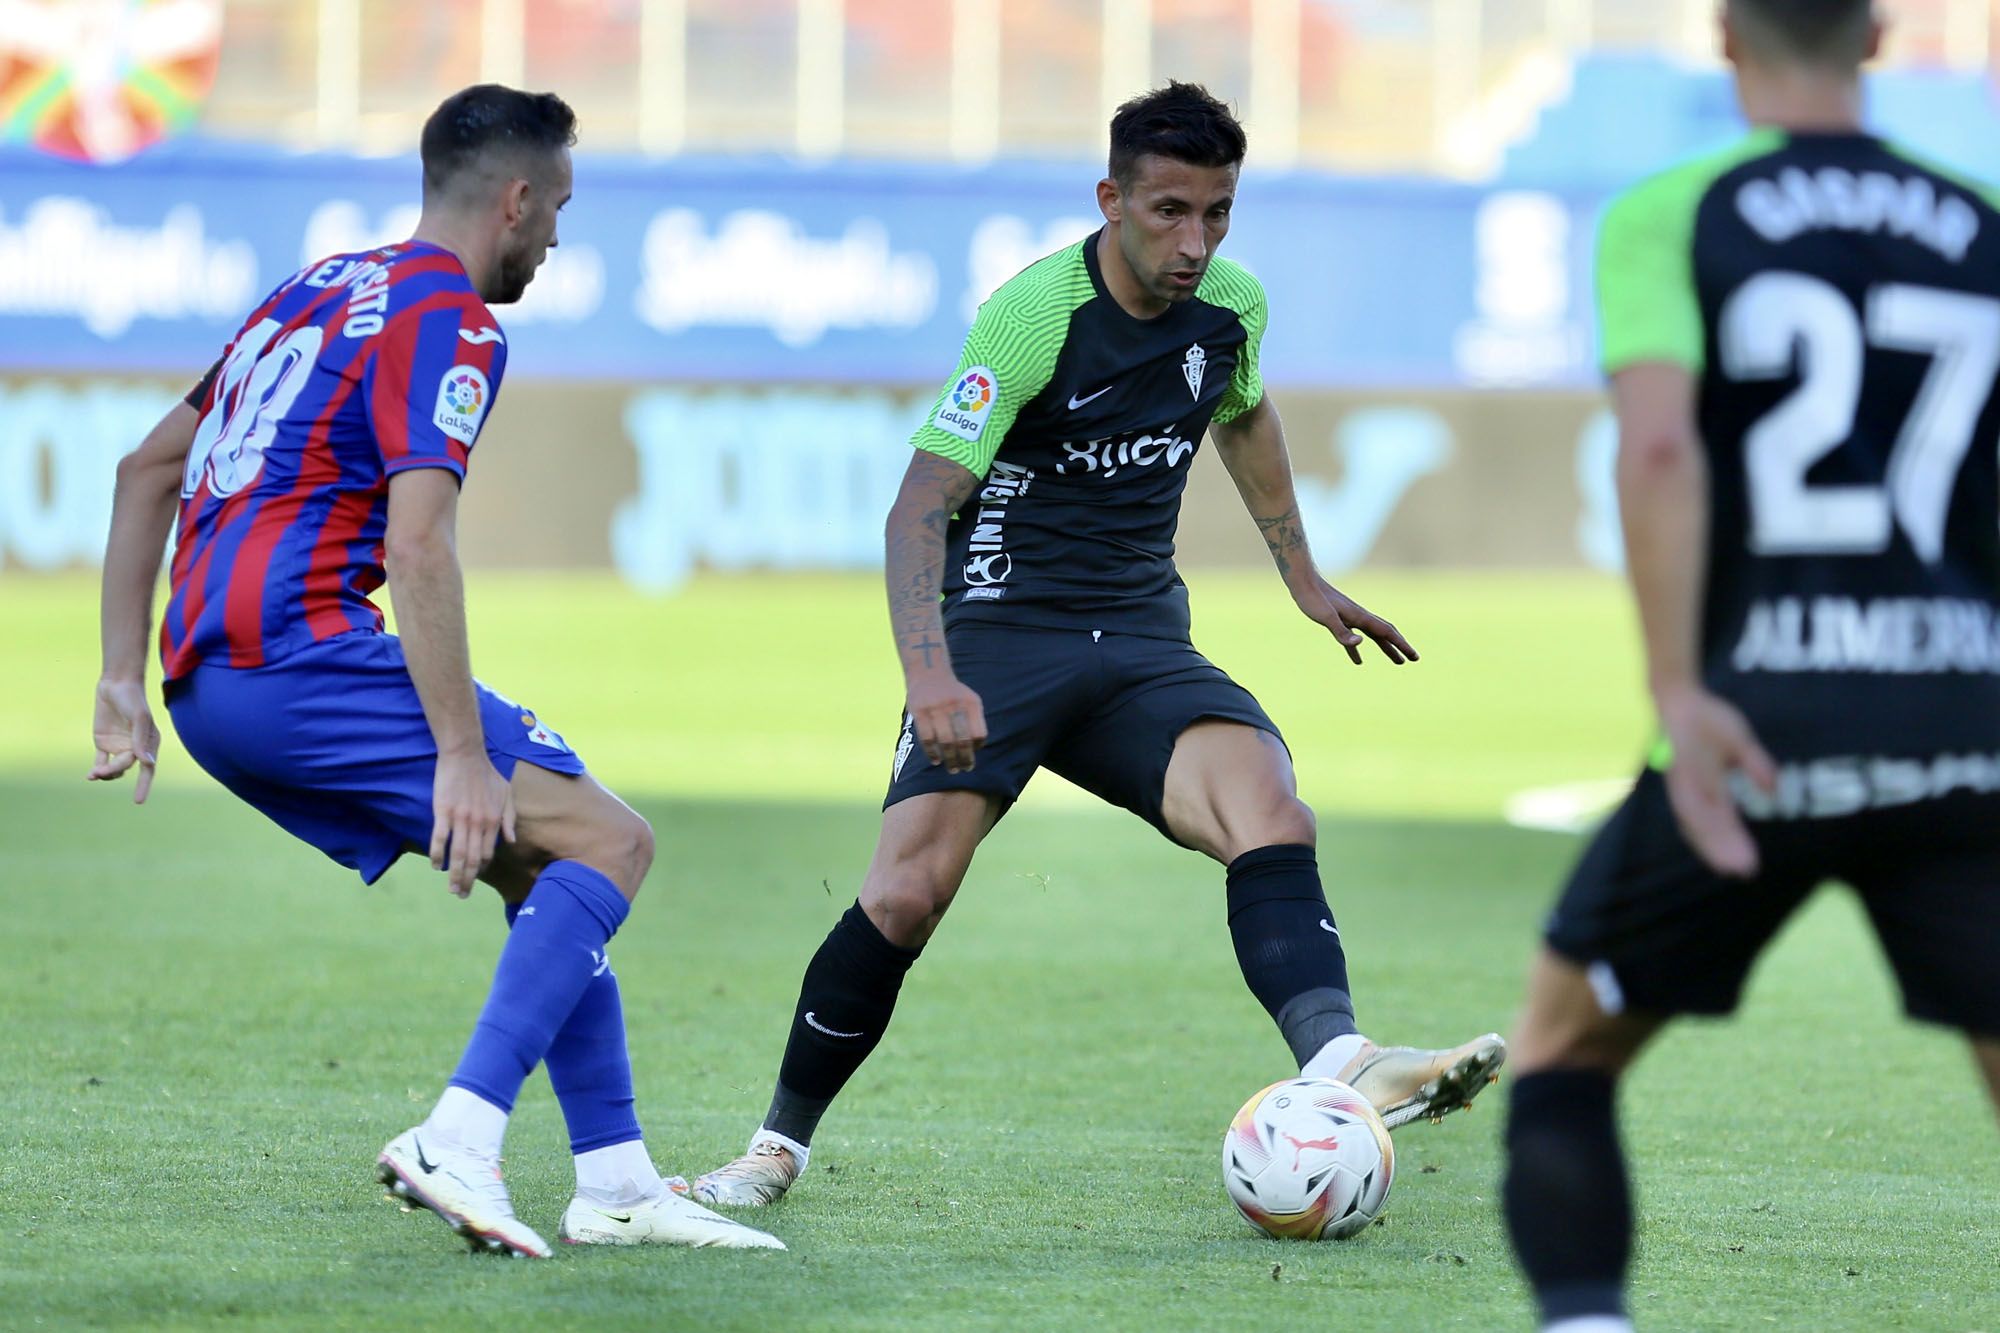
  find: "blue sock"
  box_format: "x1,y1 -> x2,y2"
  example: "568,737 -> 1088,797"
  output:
449,860 -> 630,1114
504,896 -> 642,1154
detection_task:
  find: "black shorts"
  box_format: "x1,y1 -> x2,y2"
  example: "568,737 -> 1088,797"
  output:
1545,768 -> 2000,1035
884,624 -> 1282,840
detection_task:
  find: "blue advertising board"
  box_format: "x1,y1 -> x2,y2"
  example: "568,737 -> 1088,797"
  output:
0,141 -> 1605,389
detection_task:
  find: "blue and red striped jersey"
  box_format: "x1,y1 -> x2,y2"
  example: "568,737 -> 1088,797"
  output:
162,241 -> 506,679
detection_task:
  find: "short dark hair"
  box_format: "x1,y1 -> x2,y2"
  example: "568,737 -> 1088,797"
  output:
420,84 -> 577,197
1727,0 -> 1873,65
1107,81 -> 1246,188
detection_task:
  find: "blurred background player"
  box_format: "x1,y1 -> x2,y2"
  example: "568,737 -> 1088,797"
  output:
88,82 -> 782,1258
1500,2 -> 2000,1328
685,83 -> 1505,1210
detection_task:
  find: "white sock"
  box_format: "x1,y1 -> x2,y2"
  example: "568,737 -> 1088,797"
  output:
750,1127 -> 810,1173
575,1139 -> 664,1204
1301,1032 -> 1370,1081
1543,1317 -> 1634,1333
421,1086 -> 509,1159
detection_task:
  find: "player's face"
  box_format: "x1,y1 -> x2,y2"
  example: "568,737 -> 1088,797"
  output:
490,148 -> 572,305
1102,156 -> 1238,307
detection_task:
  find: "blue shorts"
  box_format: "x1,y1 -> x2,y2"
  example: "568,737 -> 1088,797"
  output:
165,632 -> 589,884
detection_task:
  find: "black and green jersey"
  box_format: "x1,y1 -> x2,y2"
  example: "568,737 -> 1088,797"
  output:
1600,129 -> 2000,777
909,231 -> 1266,639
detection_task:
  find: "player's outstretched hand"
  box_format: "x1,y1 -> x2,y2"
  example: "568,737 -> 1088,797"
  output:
89,676 -> 161,804
430,750 -> 517,899
1656,684 -> 1777,879
1292,576 -> 1418,666
905,669 -> 987,774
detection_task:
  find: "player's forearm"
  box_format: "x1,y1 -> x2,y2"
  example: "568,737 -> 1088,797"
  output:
1215,402 -> 1320,590
99,445 -> 186,681
1618,430 -> 1709,698
884,494 -> 954,681
883,452 -> 981,682
1247,496 -> 1319,592
385,531 -> 486,756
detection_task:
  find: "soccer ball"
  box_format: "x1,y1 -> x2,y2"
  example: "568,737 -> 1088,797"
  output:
1222,1077 -> 1395,1240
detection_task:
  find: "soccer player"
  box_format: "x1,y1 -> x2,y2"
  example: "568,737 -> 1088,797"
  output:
88,84 -> 781,1258
1500,4 -> 2000,1328
685,83 -> 1505,1208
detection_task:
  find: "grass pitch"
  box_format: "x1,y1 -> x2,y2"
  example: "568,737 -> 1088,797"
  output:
2,571 -> 1993,1331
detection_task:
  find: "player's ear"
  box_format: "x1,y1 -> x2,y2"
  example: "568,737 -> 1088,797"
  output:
1863,13 -> 1884,61
501,176 -> 531,228
1718,10 -> 1740,65
1097,176 -> 1122,224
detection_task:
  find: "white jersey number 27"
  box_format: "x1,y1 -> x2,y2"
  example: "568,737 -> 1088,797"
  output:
1720,271 -> 2000,564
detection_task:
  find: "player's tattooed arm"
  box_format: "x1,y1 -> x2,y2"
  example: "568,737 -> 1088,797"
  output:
1252,504 -> 1314,584
1212,396 -> 1417,666
884,450 -> 988,772
91,398 -> 204,804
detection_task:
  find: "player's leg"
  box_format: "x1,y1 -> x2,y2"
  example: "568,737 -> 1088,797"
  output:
479,764 -> 653,1213
685,790 -> 1003,1206
857,789 -> 1008,946
1504,769 -> 1817,1331
374,695 -> 653,1246
1841,797 -> 2000,1133
1155,717 -> 1505,1126
454,764 -> 780,1250
1502,949 -> 1663,1333
1154,720 -> 1359,1069
770,791 -> 1002,1146
366,663 -> 755,1250
165,647 -> 570,1255
685,627 -> 1080,1207
1046,636 -> 1503,1125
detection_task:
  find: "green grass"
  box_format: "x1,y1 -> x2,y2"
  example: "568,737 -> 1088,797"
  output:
2,571 -> 1993,1331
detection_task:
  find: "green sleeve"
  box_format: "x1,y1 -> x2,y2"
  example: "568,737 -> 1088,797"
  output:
1595,130 -> 1782,376
909,248 -> 1083,478
1197,258 -> 1267,424
1215,284 -> 1266,424
1595,179 -> 1704,374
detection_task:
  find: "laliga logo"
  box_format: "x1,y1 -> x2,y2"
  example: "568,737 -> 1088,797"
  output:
953,370 -> 994,413
963,552 -> 1012,586
444,371 -> 483,414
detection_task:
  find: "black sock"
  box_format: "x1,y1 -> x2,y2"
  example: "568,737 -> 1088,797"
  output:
762,902 -> 921,1146
1225,844 -> 1357,1065
1503,1069 -> 1632,1324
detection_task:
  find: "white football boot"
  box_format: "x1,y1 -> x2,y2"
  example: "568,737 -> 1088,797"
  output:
376,1127 -> 551,1259
676,1132 -> 806,1208
560,1186 -> 787,1249
1341,1032 -> 1508,1130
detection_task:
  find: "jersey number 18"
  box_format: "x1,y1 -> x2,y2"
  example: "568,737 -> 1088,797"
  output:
182,316 -> 326,501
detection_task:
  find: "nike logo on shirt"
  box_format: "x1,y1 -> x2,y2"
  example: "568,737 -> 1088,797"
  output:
1068,384 -> 1114,410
